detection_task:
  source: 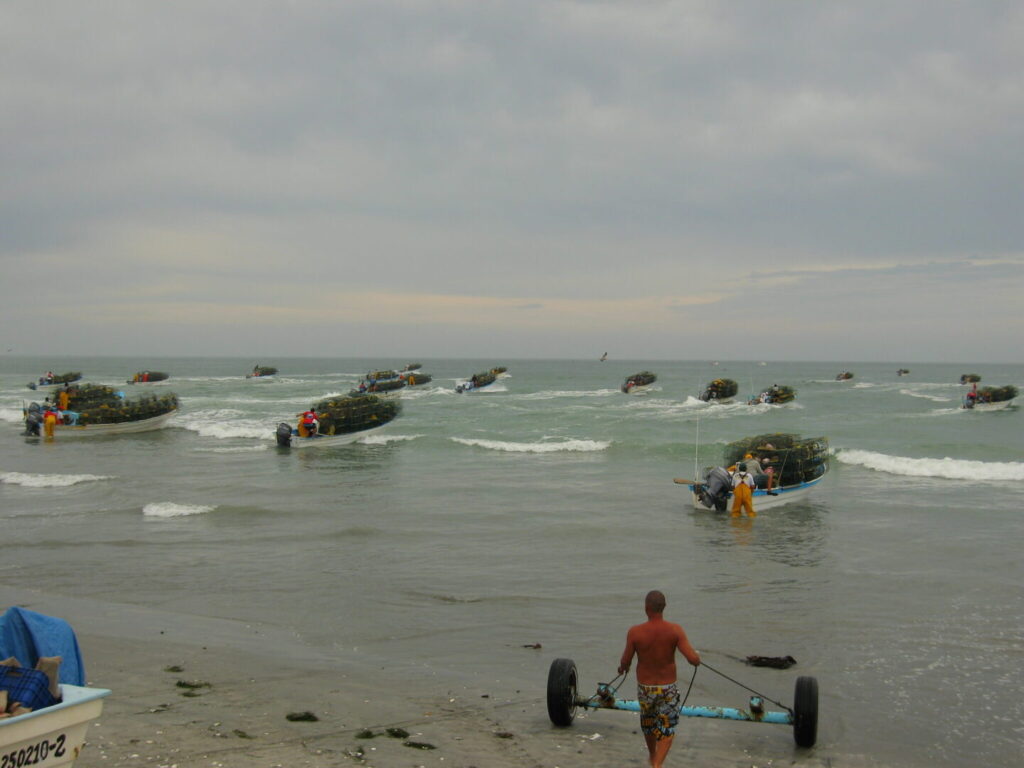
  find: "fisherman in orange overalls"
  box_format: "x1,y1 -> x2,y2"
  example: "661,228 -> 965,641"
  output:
731,462 -> 756,518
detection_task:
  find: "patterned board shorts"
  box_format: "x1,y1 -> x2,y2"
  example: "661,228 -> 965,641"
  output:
638,683 -> 681,739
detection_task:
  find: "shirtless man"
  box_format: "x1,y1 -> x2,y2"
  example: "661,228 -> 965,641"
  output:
618,590 -> 701,767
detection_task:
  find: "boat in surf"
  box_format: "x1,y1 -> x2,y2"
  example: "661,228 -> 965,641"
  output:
897,368 -> 910,376
959,373 -> 981,384
491,366 -> 510,378
127,370 -> 169,384
621,371 -> 657,395
678,433 -> 829,512
456,370 -> 497,393
699,378 -> 737,403
23,384 -> 179,439
749,384 -> 796,405
963,385 -> 1018,410
835,371 -> 854,380
276,393 -> 400,448
246,365 -> 277,378
26,372 -> 82,391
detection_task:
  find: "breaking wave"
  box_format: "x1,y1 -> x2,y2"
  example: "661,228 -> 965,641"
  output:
143,502 -> 215,518
1,471 -> 114,488
451,437 -> 610,453
834,449 -> 1024,481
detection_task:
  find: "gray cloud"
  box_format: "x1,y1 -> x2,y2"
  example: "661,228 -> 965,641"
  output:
2,1 -> 1021,360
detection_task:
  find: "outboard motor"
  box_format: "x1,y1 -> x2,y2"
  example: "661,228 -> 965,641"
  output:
699,466 -> 732,512
275,422 -> 294,447
23,402 -> 42,437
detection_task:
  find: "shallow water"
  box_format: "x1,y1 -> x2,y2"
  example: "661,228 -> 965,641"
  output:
2,356 -> 1022,766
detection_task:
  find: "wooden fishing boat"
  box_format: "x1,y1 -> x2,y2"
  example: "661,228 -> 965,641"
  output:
275,421 -> 392,448
246,366 -> 278,378
0,684 -> 110,768
456,371 -> 497,393
26,373 -> 82,391
963,385 -> 1018,410
750,384 -> 796,405
48,410 -> 177,437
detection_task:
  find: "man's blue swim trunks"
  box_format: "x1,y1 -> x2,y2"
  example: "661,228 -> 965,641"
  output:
638,683 -> 681,739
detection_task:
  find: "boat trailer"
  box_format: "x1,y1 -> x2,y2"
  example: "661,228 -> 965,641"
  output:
546,658 -> 818,747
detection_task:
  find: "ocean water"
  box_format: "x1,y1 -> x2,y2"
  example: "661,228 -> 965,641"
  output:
1,356 -> 1022,767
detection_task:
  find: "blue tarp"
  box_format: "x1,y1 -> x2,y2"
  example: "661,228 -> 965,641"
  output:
0,606 -> 85,685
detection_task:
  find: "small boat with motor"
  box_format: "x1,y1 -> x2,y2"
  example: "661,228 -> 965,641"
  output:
897,368 -> 910,376
456,371 -> 497,393
276,393 -> 400,448
835,371 -> 854,380
621,371 -> 656,395
246,365 -> 278,378
678,433 -> 829,512
401,362 -> 422,372
23,384 -> 179,439
26,372 -> 82,391
490,366 -> 510,378
963,385 -> 1017,410
959,373 -> 981,384
699,378 -> 737,403
127,370 -> 169,384
749,384 -> 796,405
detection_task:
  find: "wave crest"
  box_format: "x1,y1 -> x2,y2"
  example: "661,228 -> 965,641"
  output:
451,437 -> 610,453
1,472 -> 114,488
835,449 -> 1024,481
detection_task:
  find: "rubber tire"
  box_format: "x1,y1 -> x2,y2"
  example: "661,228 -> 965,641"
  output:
793,675 -> 818,747
546,658 -> 578,726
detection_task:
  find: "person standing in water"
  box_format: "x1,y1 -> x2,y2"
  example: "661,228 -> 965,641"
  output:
618,590 -> 701,768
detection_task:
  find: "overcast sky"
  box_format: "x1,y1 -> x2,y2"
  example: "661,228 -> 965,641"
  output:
2,1 -> 1022,362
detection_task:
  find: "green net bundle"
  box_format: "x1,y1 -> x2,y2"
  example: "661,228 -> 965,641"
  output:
312,394 -> 401,435
836,371 -> 853,380
66,384 -> 179,425
367,378 -> 406,393
251,366 -> 277,376
402,363 -> 422,372
977,385 -> 1018,403
723,433 -> 829,487
51,372 -> 81,384
367,370 -> 398,381
491,366 -> 508,375
403,373 -> 432,386
960,373 -> 981,383
701,378 -> 737,400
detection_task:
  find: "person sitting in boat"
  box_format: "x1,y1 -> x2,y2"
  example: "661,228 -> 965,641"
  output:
743,453 -> 776,495
298,408 -> 319,437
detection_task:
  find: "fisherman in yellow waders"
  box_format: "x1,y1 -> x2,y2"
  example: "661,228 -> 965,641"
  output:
43,407 -> 59,439
731,462 -> 756,517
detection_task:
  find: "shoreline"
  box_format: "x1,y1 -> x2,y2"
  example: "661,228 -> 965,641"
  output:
1,587 -> 868,768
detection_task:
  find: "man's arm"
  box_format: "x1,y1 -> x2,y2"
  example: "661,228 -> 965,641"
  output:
676,627 -> 701,666
618,629 -> 637,674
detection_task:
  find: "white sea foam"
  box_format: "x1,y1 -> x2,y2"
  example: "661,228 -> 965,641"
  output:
1,471 -> 114,488
451,437 -> 610,453
835,449 -> 1024,481
360,434 -> 422,445
194,445 -> 270,453
143,502 -> 215,518
853,382 -> 876,388
900,389 -> 951,403
174,409 -> 272,440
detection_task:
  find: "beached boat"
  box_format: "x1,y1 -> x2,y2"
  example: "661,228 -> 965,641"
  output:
699,378 -> 738,403
246,365 -> 278,378
679,433 -> 829,512
276,394 -> 400,448
127,370 -> 169,384
456,371 -> 497,393
621,371 -> 657,395
0,683 -> 110,768
26,373 -> 82,391
963,385 -> 1018,410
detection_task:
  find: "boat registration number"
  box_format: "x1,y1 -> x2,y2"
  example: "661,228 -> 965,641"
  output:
2,734 -> 67,768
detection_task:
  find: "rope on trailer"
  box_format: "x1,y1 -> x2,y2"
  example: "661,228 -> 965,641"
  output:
700,661 -> 792,714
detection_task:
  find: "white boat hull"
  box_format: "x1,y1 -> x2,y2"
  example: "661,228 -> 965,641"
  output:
0,684 -> 110,768
624,384 -> 653,395
965,399 -> 1016,410
690,473 -> 827,511
279,423 -> 388,449
53,410 -> 177,436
